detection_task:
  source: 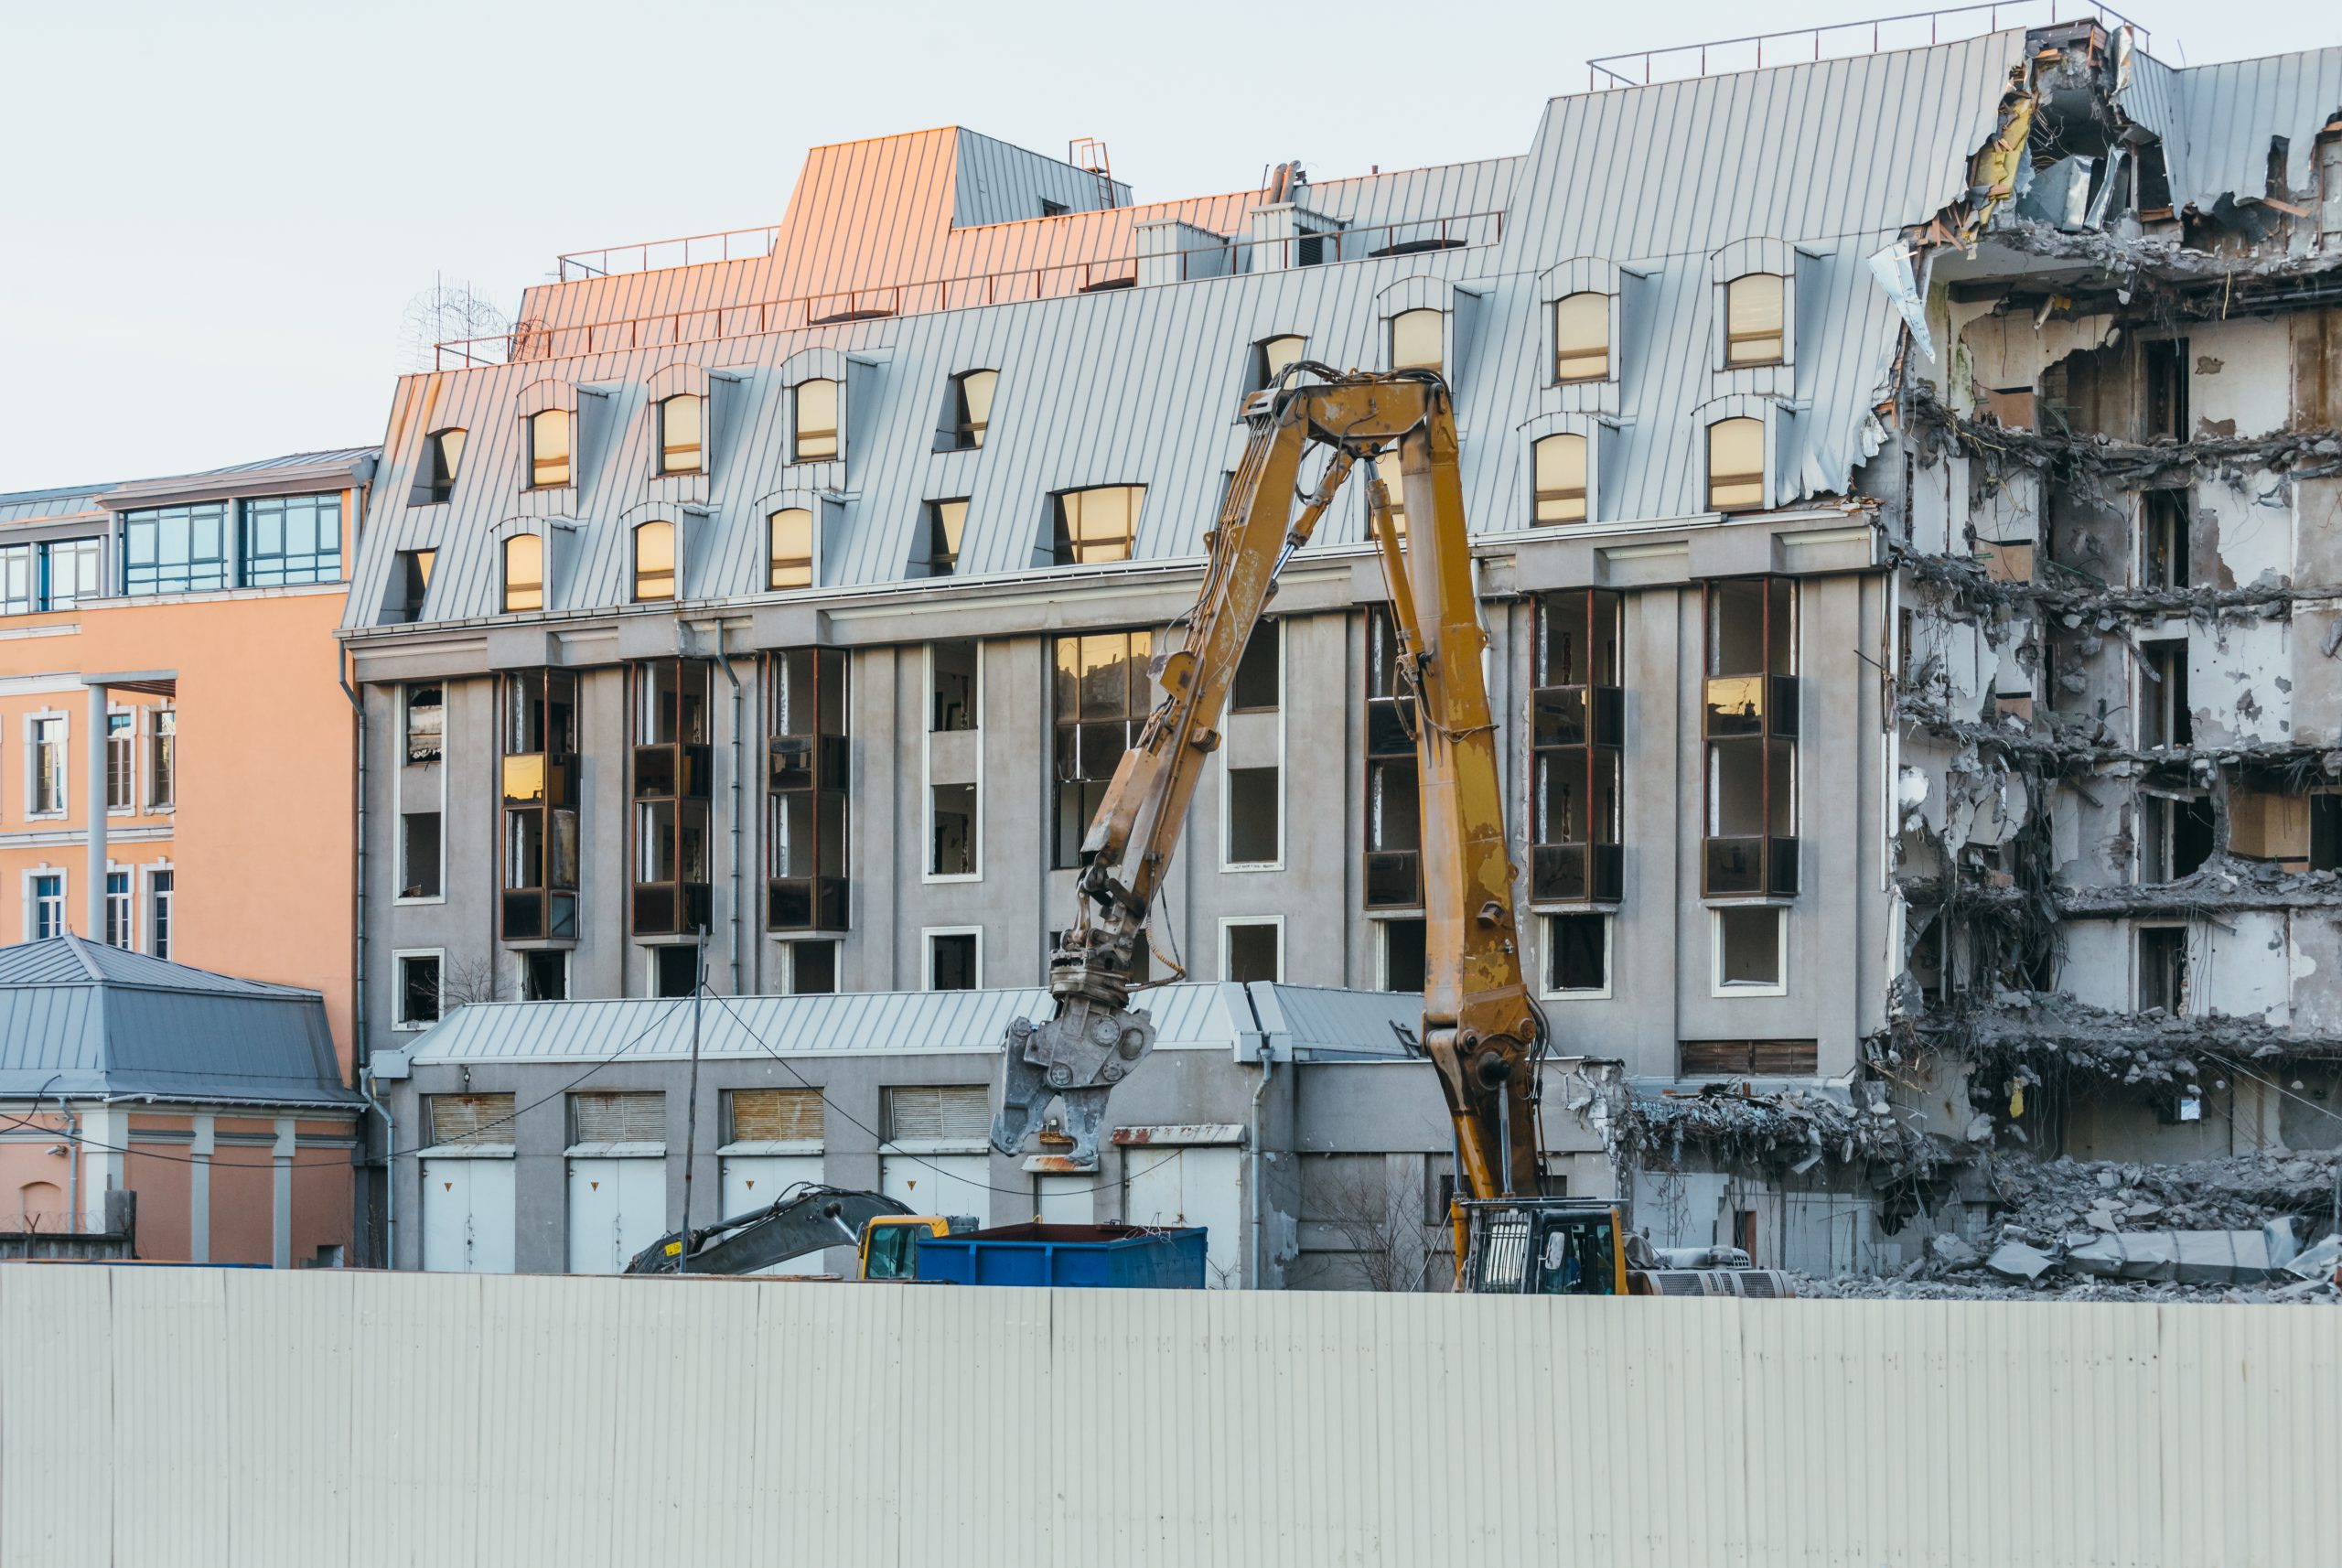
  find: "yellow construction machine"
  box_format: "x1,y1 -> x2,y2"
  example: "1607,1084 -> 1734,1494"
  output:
993,363 -> 1790,1299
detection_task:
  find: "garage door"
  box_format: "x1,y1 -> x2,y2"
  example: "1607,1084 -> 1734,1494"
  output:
566,1157 -> 667,1274
716,1154 -> 827,1273
421,1157 -> 515,1273
1123,1145 -> 1243,1288
880,1154 -> 990,1225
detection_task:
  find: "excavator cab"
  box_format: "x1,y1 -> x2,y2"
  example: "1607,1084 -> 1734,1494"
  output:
1462,1199 -> 1630,1296
857,1216 -> 956,1280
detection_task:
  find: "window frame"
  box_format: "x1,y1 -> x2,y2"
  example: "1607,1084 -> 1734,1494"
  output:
502,532 -> 545,614
947,370 -> 997,451
1552,292 -> 1610,384
120,501 -> 231,596
767,647 -> 851,934
768,507 -> 815,591
1049,485 -> 1144,568
1724,273 -> 1787,367
1531,432 -> 1590,526
1219,620 -> 1284,874
102,865 -> 134,950
1389,308 -> 1443,373
1251,335 -> 1307,392
104,708 -> 134,815
392,948 -> 446,1031
1700,576 -> 1799,900
922,640 -> 983,886
25,711 -> 68,821
1217,915 -> 1285,983
922,925 -> 984,990
424,427 -> 467,503
1363,607 -> 1421,910
658,393 -> 705,476
1710,906 -> 1788,997
238,492 -> 343,586
146,707 -> 176,811
917,498 -> 969,577
1529,590 -> 1624,906
1541,911 -> 1614,1000
631,519 -> 677,603
25,869 -> 67,943
1705,416 -> 1767,514
792,378 -> 841,463
629,659 -> 714,939
499,669 -> 581,944
145,865 -> 174,960
527,408 -> 573,490
1051,629 -> 1154,869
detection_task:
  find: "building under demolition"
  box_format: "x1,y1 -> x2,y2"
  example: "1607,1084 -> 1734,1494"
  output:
338,20 -> 2342,1277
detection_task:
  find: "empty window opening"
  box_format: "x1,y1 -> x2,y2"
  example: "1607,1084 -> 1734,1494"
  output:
652,944 -> 701,998
929,930 -> 979,990
783,939 -> 838,994
2314,795 -> 2342,873
946,371 -> 996,451
406,683 -> 444,764
1706,417 -> 1765,511
632,520 -> 676,602
2139,638 -> 2192,748
930,639 -> 978,732
659,393 -> 704,474
919,499 -> 968,577
1226,765 -> 1280,865
529,408 -> 572,489
1053,631 -> 1150,867
503,533 -> 543,613
1715,907 -> 1783,990
931,783 -> 977,876
1364,607 -> 1421,908
424,428 -> 466,502
1545,912 -> 1608,993
1252,335 -> 1306,392
391,549 -> 435,622
1532,433 -> 1588,525
396,953 -> 443,1028
1381,918 -> 1427,992
1390,309 -> 1442,373
1050,485 -> 1143,566
1724,274 -> 1784,366
1230,619 -> 1279,712
521,949 -> 568,1001
793,379 -> 840,462
2144,338 -> 2187,440
2143,490 -> 2189,589
2142,792 -> 2216,883
1553,292 -> 1608,382
401,811 -> 444,899
105,713 -> 133,811
2320,135 -> 2342,241
768,507 -> 814,590
2139,926 -> 2188,1014
1223,920 -> 1281,983
1703,578 -> 1798,897
1531,589 -> 1623,903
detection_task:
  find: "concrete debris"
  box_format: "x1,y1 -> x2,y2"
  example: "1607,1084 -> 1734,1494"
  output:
1987,1240 -> 2055,1281
1928,1233 -> 1982,1270
2066,1221 -> 2298,1286
1598,1080 -> 1942,1179
1792,1269 -> 2340,1306
2285,1233 -> 2342,1283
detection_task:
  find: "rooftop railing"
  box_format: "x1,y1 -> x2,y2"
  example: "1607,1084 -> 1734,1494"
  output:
556,224 -> 783,282
438,209 -> 1504,369
1583,1 -> 2149,91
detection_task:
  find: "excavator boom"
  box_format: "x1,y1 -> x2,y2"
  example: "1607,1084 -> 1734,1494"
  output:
994,367 -> 1543,1209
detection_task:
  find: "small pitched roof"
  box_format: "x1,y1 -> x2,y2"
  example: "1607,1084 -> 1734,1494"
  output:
0,936 -> 357,1110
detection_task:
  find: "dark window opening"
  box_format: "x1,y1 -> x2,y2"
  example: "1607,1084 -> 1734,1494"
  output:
1546,913 -> 1606,993
521,950 -> 567,1001
1716,906 -> 1783,988
2140,638 -> 2191,749
1381,918 -> 1426,992
786,940 -> 838,994
387,549 -> 435,623
917,499 -> 968,577
1053,630 -> 1151,867
424,428 -> 466,503
1230,620 -> 1279,711
2140,926 -> 2187,1013
1040,198 -> 1069,218
653,944 -> 701,998
2314,795 -> 2342,873
931,783 -> 977,876
2144,338 -> 2187,441
1703,579 -> 1798,897
1364,607 -> 1421,908
401,811 -> 443,899
1225,922 -> 1279,983
2136,139 -> 2174,213
399,954 -> 442,1027
1532,591 -> 1623,904
1227,766 -> 1279,865
931,639 -> 978,731
2143,793 -> 2216,883
929,931 -> 978,990
942,370 -> 997,451
2143,490 -> 2188,590
768,648 -> 850,932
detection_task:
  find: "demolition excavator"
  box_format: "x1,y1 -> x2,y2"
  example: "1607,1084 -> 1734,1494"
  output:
993,363 -> 1788,1298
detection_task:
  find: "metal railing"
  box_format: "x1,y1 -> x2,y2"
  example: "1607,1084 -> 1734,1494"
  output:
556,224 -> 783,282
438,209 -> 1506,369
1584,1 -> 2149,91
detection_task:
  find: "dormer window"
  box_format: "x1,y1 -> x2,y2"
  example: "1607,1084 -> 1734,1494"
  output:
768,508 -> 813,590
1707,418 -> 1765,512
1372,451 -> 1409,541
948,371 -> 997,451
1252,335 -> 1306,392
659,394 -> 704,475
794,379 -> 840,462
529,409 -> 572,489
1050,485 -> 1143,566
633,520 -> 676,602
503,533 -> 543,613
1553,294 -> 1607,383
1532,434 -> 1588,525
1724,274 -> 1785,366
1390,309 -> 1442,373
424,428 -> 467,503
919,499 -> 968,576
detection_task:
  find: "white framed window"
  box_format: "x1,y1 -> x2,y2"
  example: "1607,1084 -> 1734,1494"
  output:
147,707 -> 176,809
1376,916 -> 1426,993
924,926 -> 983,990
792,378 -> 841,463
26,712 -> 67,819
1390,308 -> 1443,372
779,939 -> 839,994
1707,417 -> 1767,512
1220,620 -> 1284,872
1711,906 -> 1787,997
1218,916 -> 1284,983
518,948 -> 568,1001
1552,292 -> 1609,383
23,868 -> 66,942
768,507 -> 816,590
103,867 -> 132,950
658,393 -> 704,475
393,949 -> 446,1030
923,641 -> 983,883
145,865 -> 174,959
1542,912 -> 1612,1000
105,710 -> 134,813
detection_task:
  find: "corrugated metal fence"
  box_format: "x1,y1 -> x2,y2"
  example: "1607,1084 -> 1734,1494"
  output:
3,1266 -> 2334,1566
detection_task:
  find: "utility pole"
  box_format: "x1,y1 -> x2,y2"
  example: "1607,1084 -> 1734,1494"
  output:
679,927 -> 706,1276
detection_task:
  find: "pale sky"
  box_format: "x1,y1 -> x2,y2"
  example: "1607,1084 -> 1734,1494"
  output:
0,0 -> 2332,491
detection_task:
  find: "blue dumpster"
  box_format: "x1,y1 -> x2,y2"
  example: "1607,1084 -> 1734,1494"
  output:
911,1222 -> 1208,1289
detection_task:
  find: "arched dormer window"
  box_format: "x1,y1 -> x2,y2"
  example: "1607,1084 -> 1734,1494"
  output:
659,394 -> 704,475
503,533 -> 543,613
528,409 -> 571,489
633,519 -> 675,602
1532,434 -> 1588,524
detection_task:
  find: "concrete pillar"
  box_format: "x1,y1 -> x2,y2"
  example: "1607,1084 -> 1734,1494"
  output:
79,1106 -> 125,1233
189,1113 -> 213,1263
84,683 -> 107,940
272,1117 -> 295,1269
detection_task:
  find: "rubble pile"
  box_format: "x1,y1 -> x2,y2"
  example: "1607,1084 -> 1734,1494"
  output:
1605,1083 -> 1941,1177
1987,1150 -> 2341,1240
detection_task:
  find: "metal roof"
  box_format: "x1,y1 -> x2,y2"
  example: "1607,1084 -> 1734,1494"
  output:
0,446 -> 379,531
1246,983 -> 1422,1060
0,936 -> 358,1109
349,34 -> 2039,632
2169,46 -> 2342,215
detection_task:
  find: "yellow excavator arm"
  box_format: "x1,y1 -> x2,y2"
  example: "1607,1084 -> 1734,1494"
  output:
993,365 -> 1544,1219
